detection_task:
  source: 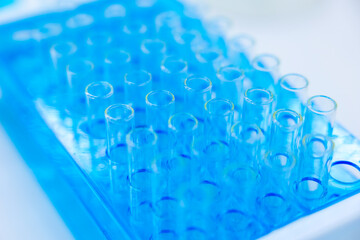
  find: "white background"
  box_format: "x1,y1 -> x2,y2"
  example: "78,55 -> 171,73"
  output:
0,0 -> 360,239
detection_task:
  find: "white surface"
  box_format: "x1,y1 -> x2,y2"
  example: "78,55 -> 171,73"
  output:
0,125 -> 74,240
0,0 -> 360,239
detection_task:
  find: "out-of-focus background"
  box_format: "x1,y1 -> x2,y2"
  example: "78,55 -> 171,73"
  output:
0,0 -> 359,239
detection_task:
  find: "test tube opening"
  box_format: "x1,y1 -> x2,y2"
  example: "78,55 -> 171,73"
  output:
273,109 -> 303,132
106,104 -> 135,123
141,39 -> 166,54
217,66 -> 244,83
169,113 -> 198,133
161,57 -> 188,74
105,49 -> 131,65
85,81 -> 114,99
146,90 -> 175,108
205,98 -> 234,116
251,54 -> 280,73
127,127 -> 157,149
307,95 -> 337,115
125,70 -> 152,87
184,76 -> 212,93
279,74 -> 309,92
229,34 -> 255,52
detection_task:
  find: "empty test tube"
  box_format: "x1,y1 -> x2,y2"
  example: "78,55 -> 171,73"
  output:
85,81 -> 114,138
295,134 -> 334,209
124,70 -> 152,126
50,42 -> 77,88
105,104 -> 134,195
184,75 -> 212,122
276,73 -> 309,114
250,54 -> 280,91
104,48 -> 131,101
161,56 -> 188,104
242,88 -> 274,143
127,127 -> 158,232
227,34 -> 255,71
66,59 -> 95,115
303,95 -> 337,136
216,66 -> 244,119
140,39 -> 166,86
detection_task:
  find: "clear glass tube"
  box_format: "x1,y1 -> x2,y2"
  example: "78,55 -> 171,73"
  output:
85,81 -> 114,138
146,90 -> 175,132
66,59 -> 95,115
276,73 -> 309,115
227,34 -> 255,71
105,104 -> 135,195
127,127 -> 157,229
303,95 -> 337,136
242,88 -> 274,141
161,56 -> 188,105
86,31 -> 113,73
250,54 -> 280,92
124,70 -> 152,126
203,99 -> 234,180
184,75 -> 212,122
216,66 -> 244,120
104,48 -> 131,101
269,109 -> 303,153
295,134 -> 334,209
140,39 -> 166,87
50,42 -> 77,87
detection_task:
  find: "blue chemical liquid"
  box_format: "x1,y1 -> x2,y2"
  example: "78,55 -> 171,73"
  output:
0,0 -> 360,239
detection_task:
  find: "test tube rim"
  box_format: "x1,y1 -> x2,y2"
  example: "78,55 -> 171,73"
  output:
264,151 -> 297,172
126,127 -> 158,148
66,13 -> 94,29
251,53 -> 280,73
161,56 -> 188,74
272,109 -> 303,132
104,49 -> 131,65
85,81 -> 114,99
195,48 -> 223,64
217,66 -> 245,83
279,73 -> 309,92
184,75 -> 212,93
205,98 -> 235,116
124,70 -> 152,87
105,103 -> 135,123
168,112 -> 199,133
51,41 -> 77,57
123,22 -> 147,35
86,31 -> 113,46
145,90 -> 175,108
66,59 -> 94,75
104,3 -> 126,19
231,122 -> 262,143
229,34 -> 256,52
306,95 -> 337,115
244,88 -> 274,106
302,134 -> 335,158
141,38 -> 167,55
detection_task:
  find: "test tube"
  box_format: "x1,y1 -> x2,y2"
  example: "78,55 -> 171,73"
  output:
65,13 -> 95,45
303,95 -> 337,136
250,54 -> 280,91
295,134 -> 334,209
66,59 -> 95,116
50,42 -> 77,88
104,48 -> 131,101
122,22 -> 148,61
195,48 -> 226,84
161,56 -> 188,105
105,104 -> 134,196
124,70 -> 152,126
184,75 -> 212,122
127,127 -> 158,235
86,31 -> 113,73
216,66 -> 244,119
85,81 -> 114,138
155,11 -> 182,52
227,34 -> 255,71
203,98 -> 234,180
103,3 -> 126,33
276,73 -> 309,115
140,39 -> 167,87
242,88 -> 274,143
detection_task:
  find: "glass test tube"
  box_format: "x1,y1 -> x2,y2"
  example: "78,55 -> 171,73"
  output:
127,127 -> 158,233
65,13 -> 95,45
203,98 -> 234,180
124,70 -> 152,126
103,3 -> 126,33
216,66 -> 244,119
195,48 -> 226,85
122,22 -> 148,61
140,39 -> 166,87
250,54 -> 280,91
50,42 -> 77,88
104,48 -> 131,101
66,59 -> 95,116
161,56 -> 188,105
276,73 -> 309,115
303,95 -> 337,136
85,81 -> 114,138
86,31 -> 113,73
105,104 -> 134,196
242,88 -> 274,143
295,134 -> 334,209
227,34 -> 255,71
184,75 -> 212,122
